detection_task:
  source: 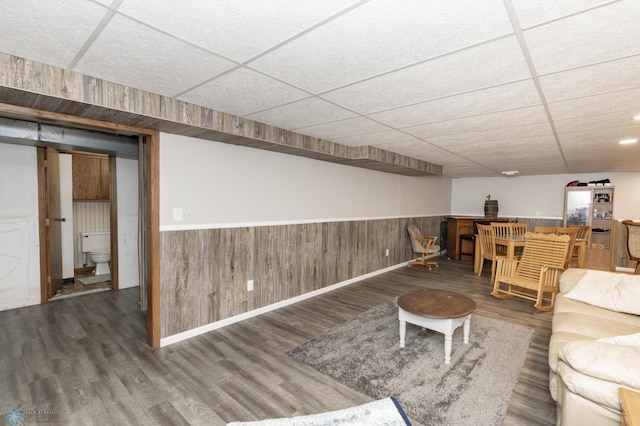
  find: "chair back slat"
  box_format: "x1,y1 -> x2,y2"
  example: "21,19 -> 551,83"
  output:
510,223 -> 528,236
515,232 -> 570,281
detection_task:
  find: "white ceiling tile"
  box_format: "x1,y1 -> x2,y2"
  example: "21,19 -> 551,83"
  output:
548,87 -> 640,121
117,0 -> 361,62
558,125 -> 640,146
403,106 -> 549,140
178,68 -> 308,117
74,14 -> 236,97
244,98 -> 357,130
293,117 -> 391,141
249,0 -> 513,93
368,80 -> 541,128
523,1 -> 640,74
333,130 -> 417,147
322,36 -> 532,114
422,124 -> 555,149
510,0 -> 616,28
0,0 -> 107,68
555,111 -> 640,134
539,56 -> 640,102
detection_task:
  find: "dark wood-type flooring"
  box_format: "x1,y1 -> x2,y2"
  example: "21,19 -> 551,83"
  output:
0,256 -> 555,425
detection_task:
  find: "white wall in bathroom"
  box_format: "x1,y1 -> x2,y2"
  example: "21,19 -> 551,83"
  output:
0,143 -> 41,310
73,201 -> 110,268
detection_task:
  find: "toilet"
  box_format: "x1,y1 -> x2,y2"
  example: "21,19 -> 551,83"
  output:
80,232 -> 111,275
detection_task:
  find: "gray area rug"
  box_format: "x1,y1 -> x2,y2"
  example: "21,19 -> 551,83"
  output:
287,298 -> 534,426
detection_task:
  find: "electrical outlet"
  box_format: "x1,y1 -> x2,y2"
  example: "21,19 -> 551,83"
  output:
173,208 -> 183,221
385,249 -> 389,257
247,279 -> 254,291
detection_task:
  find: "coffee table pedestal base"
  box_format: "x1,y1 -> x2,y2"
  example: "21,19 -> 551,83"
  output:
398,308 -> 471,364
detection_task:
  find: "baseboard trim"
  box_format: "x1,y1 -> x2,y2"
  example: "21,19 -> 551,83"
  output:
159,256 -> 439,347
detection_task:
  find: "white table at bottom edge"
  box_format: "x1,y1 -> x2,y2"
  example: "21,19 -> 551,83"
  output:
398,307 -> 471,364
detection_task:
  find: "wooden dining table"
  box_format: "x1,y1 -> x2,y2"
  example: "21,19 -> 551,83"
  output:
495,234 -> 527,260
473,234 -> 526,274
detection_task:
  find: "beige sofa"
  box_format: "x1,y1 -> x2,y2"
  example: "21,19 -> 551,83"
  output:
549,268 -> 640,426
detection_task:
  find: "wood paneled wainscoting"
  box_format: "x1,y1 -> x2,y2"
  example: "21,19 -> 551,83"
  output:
160,216 -> 445,339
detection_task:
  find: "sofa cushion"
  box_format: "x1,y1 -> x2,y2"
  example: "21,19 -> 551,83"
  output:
563,270 -> 640,315
558,268 -> 589,293
560,340 -> 640,389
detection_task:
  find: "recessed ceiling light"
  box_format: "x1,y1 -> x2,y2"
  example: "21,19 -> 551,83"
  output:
619,138 -> 638,145
634,115 -> 640,121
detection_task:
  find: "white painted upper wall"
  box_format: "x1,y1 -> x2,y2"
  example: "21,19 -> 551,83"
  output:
452,173 -> 640,221
159,133 -> 453,228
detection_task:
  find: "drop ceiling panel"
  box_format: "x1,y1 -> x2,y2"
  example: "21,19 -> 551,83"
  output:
178,68 -> 309,117
117,0 -> 361,63
403,106 -> 549,140
0,0 -> 107,68
523,1 -> 640,75
548,87 -> 640,121
539,56 -> 640,102
555,111 -> 640,134
244,98 -> 358,130
293,117 -> 391,140
558,125 -> 640,147
510,0 -> 617,29
333,130 -> 417,147
75,15 -> 236,97
423,124 -> 555,150
249,0 -> 513,93
322,36 -> 532,114
369,80 -> 541,128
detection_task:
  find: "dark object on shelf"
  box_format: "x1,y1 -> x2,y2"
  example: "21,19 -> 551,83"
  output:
592,228 -> 608,232
589,179 -> 611,185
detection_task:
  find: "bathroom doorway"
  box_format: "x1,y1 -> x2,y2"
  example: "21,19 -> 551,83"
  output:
2,104 -> 161,348
41,150 -> 119,301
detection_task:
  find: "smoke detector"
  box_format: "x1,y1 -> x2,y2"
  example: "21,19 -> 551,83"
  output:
501,170 -> 519,177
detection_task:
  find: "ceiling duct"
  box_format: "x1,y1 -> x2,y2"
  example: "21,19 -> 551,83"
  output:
0,116 -> 139,158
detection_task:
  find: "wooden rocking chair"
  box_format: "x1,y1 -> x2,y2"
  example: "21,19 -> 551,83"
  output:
491,232 -> 570,311
407,225 -> 440,270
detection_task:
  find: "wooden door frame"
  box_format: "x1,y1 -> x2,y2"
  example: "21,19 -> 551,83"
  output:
7,104 -> 161,348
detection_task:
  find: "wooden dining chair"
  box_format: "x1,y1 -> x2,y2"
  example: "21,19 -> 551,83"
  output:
509,223 -> 527,256
555,227 -> 580,269
491,222 -> 511,256
569,225 -> 591,266
476,224 -> 498,281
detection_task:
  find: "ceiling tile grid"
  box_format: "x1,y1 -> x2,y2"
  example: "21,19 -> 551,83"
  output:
0,0 -> 638,177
